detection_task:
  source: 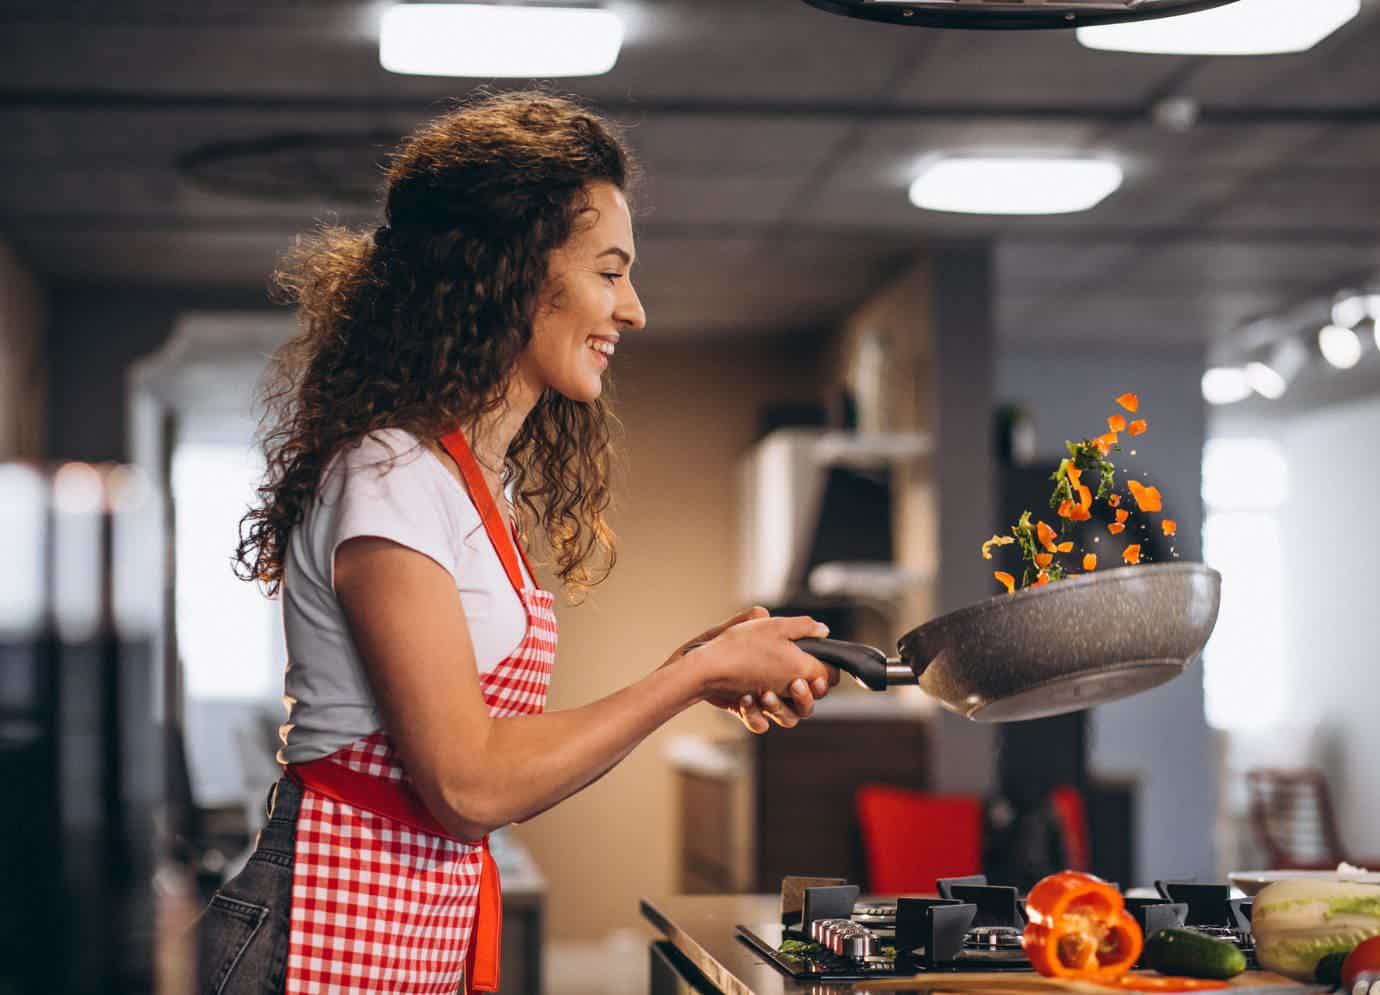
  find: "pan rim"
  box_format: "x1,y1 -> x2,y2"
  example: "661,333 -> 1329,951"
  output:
900,561 -> 1220,650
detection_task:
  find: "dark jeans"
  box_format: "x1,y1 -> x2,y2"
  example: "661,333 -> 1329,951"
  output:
194,778 -> 299,995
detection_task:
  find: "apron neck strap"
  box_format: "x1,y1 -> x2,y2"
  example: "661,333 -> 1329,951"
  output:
438,428 -> 535,594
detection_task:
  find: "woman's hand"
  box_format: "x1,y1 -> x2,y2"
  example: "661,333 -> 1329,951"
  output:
670,607 -> 839,734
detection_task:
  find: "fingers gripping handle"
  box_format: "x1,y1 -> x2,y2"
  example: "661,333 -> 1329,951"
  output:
792,638 -> 892,692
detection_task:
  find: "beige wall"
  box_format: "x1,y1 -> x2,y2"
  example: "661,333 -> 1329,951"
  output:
0,238 -> 47,459
512,332 -> 828,941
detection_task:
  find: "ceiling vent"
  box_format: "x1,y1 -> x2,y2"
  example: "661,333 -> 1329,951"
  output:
797,0 -> 1242,29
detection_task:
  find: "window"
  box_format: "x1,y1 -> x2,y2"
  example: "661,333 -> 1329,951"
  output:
1200,437 -> 1288,731
171,442 -> 282,701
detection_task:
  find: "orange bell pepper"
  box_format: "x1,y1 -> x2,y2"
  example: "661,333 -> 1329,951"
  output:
1022,871 -> 1143,983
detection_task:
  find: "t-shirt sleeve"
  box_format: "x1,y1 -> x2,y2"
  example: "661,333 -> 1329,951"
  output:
318,432 -> 460,591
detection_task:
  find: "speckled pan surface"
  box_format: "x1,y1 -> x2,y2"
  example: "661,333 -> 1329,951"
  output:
900,562 -> 1221,722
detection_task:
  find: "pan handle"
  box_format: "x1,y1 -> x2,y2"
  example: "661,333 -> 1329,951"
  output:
793,638 -> 892,692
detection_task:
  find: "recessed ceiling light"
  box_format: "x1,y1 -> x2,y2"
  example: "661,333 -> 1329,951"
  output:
908,157 -> 1123,215
1318,324 -> 1363,370
1201,367 -> 1252,405
1077,0 -> 1359,56
379,4 -> 624,78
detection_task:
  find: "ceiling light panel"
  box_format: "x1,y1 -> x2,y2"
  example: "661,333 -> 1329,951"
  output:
379,5 -> 624,78
1076,0 -> 1359,55
909,157 -> 1122,215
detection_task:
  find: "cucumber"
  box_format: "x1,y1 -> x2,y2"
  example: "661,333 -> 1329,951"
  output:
1142,929 -> 1248,980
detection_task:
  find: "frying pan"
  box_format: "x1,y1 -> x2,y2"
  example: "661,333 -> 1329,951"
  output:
784,562 -> 1220,722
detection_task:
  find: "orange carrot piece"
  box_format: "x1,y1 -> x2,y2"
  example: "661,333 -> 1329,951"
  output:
1128,419 -> 1148,437
1108,522 -> 1126,535
1083,553 -> 1098,571
1127,480 -> 1163,513
1108,415 -> 1127,433
1123,544 -> 1142,565
1162,519 -> 1178,537
1037,520 -> 1058,553
995,571 -> 1016,594
1116,393 -> 1139,413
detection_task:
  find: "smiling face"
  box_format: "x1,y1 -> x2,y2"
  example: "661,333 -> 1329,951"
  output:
516,182 -> 646,404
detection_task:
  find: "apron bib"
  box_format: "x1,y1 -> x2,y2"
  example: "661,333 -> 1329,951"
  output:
283,428 -> 556,994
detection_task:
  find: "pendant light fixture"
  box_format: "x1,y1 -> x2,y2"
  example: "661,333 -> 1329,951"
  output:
796,0 -> 1242,30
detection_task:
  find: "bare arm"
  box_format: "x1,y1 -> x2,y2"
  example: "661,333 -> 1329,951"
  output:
333,537 -> 830,841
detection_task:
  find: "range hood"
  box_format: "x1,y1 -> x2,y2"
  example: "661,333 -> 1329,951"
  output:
797,0 -> 1242,29
738,429 -> 931,606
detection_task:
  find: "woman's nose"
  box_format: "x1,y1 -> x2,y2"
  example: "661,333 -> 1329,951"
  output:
617,282 -> 647,331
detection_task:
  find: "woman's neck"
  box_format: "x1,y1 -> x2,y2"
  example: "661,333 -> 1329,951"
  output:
453,371 -> 543,498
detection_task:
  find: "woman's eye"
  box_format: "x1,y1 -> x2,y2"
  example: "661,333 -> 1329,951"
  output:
602,272 -> 623,282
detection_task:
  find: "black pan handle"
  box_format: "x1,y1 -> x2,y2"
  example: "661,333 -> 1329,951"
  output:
684,637 -> 895,691
793,637 -> 891,691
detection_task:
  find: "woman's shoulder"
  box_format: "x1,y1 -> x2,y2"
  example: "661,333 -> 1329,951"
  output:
320,428 -> 480,529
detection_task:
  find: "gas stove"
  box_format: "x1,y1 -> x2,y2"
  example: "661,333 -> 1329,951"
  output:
736,875 -> 1256,983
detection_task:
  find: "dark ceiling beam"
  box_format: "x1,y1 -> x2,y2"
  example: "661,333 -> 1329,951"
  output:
4,213 -> 1379,245
3,88 -> 1380,124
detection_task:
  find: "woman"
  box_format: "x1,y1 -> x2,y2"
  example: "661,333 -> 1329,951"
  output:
196,91 -> 839,995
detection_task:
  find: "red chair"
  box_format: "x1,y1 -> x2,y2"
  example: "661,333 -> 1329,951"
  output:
1048,785 -> 1092,872
855,784 -> 984,894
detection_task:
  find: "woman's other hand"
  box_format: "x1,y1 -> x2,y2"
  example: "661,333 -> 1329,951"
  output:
672,607 -> 839,734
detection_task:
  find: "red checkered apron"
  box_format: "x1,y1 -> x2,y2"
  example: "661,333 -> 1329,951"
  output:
283,427 -> 557,995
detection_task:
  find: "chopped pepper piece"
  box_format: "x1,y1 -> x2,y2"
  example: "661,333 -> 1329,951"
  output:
1108,415 -> 1127,433
1023,871 -> 1143,983
995,571 -> 1016,594
1035,553 -> 1054,569
1057,541 -> 1074,554
1037,520 -> 1058,553
1108,493 -> 1122,509
1115,508 -> 1130,524
1127,480 -> 1163,513
1108,522 -> 1126,536
1128,419 -> 1148,437
1116,393 -> 1140,413
1083,553 -> 1098,571
1123,544 -> 1142,565
1161,519 -> 1177,537
1057,499 -> 1075,519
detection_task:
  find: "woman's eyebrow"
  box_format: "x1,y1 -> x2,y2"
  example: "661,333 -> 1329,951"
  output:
596,247 -> 632,265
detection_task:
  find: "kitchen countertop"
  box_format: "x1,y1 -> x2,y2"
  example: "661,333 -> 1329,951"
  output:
640,893 -> 1311,995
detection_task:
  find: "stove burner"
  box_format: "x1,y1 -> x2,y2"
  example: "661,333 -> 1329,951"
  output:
967,926 -> 1025,950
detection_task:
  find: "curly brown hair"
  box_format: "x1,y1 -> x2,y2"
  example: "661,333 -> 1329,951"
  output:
235,90 -> 638,601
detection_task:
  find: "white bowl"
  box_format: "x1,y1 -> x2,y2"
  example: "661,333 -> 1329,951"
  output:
1229,869 -> 1380,896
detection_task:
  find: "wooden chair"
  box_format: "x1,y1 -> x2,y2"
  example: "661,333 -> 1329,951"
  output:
1245,768 -> 1376,870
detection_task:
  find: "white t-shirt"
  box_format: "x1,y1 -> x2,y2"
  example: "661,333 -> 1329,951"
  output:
278,428 -> 533,765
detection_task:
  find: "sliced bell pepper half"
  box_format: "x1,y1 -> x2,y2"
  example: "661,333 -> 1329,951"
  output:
1023,871 -> 1143,983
